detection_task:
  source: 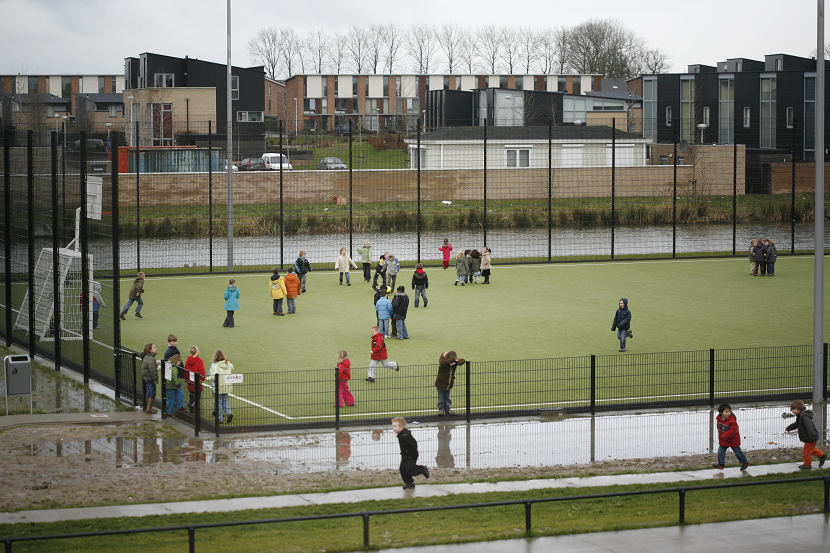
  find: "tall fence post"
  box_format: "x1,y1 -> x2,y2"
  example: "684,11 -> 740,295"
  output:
51,131 -> 62,372
208,120 -> 213,272
26,131 -> 35,358
732,123 -> 737,256
3,128 -> 11,347
709,348 -> 716,408
611,119 -> 616,260
791,119 -> 797,254
160,368 -> 167,419
112,139 -> 120,384
362,513 -> 370,547
214,379 -> 220,438
135,125 -> 140,272
417,118 -> 422,263
335,366 -> 340,430
483,120 -> 487,248
80,133 -> 90,384
672,119 -> 678,258
194,372 -> 201,437
348,120 -> 353,256
465,360 -> 471,423
279,119 -> 284,269
824,343 -> 828,401
590,354 -> 596,416
548,118 -> 552,262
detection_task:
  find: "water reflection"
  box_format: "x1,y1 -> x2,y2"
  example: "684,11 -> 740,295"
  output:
0,365 -> 119,415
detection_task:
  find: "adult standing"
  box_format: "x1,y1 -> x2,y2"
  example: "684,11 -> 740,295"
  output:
223,278 -> 240,327
294,251 -> 312,292
481,247 -> 492,284
765,239 -> 777,276
356,240 -> 373,282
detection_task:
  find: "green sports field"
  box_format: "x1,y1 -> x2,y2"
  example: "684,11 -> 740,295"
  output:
118,255 -> 829,371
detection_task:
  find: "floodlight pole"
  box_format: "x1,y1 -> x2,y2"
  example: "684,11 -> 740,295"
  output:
814,0 -> 825,406
226,0 -> 234,272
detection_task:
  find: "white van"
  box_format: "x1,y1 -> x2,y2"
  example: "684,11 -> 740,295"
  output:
262,153 -> 293,171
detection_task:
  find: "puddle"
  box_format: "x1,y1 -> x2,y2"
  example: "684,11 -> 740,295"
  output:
1,364 -> 120,415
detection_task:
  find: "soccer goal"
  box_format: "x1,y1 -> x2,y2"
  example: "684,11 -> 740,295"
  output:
13,176 -> 102,341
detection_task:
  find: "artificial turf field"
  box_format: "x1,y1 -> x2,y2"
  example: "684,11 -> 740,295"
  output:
118,255 -> 829,372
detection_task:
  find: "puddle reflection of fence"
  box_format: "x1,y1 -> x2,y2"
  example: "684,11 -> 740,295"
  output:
1,367 -> 118,415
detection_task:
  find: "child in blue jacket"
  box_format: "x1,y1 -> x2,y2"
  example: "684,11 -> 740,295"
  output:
375,289 -> 394,338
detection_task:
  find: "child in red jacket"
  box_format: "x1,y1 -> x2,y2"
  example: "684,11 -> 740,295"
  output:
439,238 -> 453,269
366,326 -> 398,383
184,345 -> 205,413
336,350 -> 355,407
712,403 -> 749,470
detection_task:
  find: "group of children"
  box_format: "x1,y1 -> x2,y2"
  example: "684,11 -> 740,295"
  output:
140,333 -> 237,423
749,237 -> 778,276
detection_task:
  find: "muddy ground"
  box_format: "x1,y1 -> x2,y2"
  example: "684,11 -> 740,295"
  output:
0,422 -> 803,513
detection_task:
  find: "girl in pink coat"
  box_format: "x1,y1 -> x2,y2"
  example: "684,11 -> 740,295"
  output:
336,350 -> 355,407
439,238 -> 453,269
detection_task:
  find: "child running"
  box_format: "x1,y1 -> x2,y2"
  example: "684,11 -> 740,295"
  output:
336,350 -> 355,408
786,400 -> 827,469
392,417 -> 430,489
711,403 -> 749,470
366,326 -> 398,383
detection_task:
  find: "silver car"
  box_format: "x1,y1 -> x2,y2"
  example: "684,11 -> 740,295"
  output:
317,157 -> 348,170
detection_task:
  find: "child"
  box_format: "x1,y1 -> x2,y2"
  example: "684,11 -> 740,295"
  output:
163,334 -> 180,364
611,298 -> 631,352
222,278 -> 240,328
375,289 -> 394,339
90,281 -> 106,329
765,239 -> 777,276
392,417 -> 430,489
411,263 -> 429,308
294,251 -> 312,293
164,353 -> 187,414
711,403 -> 749,470
786,399 -> 827,469
372,254 -> 387,290
356,240 -> 373,282
392,286 -> 409,339
439,238 -> 453,269
335,247 -> 358,286
366,326 -> 398,383
120,271 -> 145,319
470,249 -> 481,284
185,345 -> 205,413
336,350 -> 355,408
749,240 -> 756,275
269,268 -> 287,315
436,351 -> 466,416
284,268 -> 302,314
386,253 -> 399,292
140,343 -> 159,414
464,250 -> 473,284
210,349 -> 234,423
454,250 -> 468,285
481,247 -> 492,284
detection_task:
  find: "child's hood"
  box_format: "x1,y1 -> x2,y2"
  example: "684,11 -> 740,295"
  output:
416,268 -> 424,274
215,359 -> 232,370
619,298 -> 628,309
91,281 -> 102,293
717,413 -> 736,424
802,410 -> 815,420
339,358 -> 351,369
270,275 -> 282,282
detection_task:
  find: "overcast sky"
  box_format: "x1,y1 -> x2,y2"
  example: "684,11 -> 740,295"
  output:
0,0 -> 822,77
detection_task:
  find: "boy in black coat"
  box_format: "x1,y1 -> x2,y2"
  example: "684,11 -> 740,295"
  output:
611,298 -> 632,352
392,417 -> 429,489
786,399 -> 827,469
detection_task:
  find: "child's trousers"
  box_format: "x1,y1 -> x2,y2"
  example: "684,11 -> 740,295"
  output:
337,380 -> 354,407
803,441 -> 825,466
717,445 -> 748,466
399,456 -> 429,485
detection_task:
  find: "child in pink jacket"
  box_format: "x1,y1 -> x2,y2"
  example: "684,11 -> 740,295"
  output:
336,350 -> 355,407
439,238 -> 453,269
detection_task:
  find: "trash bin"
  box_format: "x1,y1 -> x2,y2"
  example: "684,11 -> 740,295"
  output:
4,354 -> 32,414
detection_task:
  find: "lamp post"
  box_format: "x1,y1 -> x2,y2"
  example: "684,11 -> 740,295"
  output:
697,123 -> 708,145
374,108 -> 380,134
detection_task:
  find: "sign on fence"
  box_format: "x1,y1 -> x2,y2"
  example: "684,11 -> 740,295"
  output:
225,374 -> 243,384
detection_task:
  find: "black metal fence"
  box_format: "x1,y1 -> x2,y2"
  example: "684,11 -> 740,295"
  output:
157,344 -> 827,435
2,476 -> 827,551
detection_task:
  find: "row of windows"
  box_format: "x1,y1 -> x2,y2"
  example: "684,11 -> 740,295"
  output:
6,76 -> 117,97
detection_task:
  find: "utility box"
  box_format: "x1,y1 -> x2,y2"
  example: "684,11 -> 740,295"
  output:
4,354 -> 32,415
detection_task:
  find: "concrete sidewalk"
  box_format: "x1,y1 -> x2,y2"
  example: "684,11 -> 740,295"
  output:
0,410 -> 152,430
0,461 -> 816,525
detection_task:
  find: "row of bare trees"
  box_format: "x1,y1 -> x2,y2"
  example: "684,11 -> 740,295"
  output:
247,19 -> 670,81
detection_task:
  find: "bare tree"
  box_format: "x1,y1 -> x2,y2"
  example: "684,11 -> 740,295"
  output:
457,28 -> 478,73
641,48 -> 671,74
406,24 -> 438,73
306,29 -> 331,74
566,18 -> 645,78
280,28 -> 304,77
552,26 -> 570,73
332,33 -> 348,73
808,44 -> 830,59
475,25 -> 503,74
517,27 -> 540,74
247,27 -> 283,80
500,27 -> 520,74
381,24 -> 405,73
345,26 -> 369,73
366,24 -> 385,74
436,23 -> 463,73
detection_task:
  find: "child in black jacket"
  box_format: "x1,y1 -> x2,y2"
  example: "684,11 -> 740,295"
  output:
786,399 -> 827,469
611,298 -> 632,352
392,417 -> 430,489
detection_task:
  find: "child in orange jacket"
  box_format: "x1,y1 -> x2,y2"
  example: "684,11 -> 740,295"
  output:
336,350 -> 355,407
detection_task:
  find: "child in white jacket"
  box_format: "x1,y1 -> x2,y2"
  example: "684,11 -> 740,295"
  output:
336,247 -> 358,286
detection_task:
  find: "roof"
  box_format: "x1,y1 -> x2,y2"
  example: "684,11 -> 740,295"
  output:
419,125 -> 644,142
3,93 -> 70,105
75,93 -> 124,104
585,90 -> 642,101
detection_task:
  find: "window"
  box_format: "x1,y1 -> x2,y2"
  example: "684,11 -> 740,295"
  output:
335,98 -> 348,114
98,76 -> 105,93
365,77 -> 369,98
499,76 -> 508,88
659,155 -> 668,165
352,76 -> 358,97
643,78 -> 656,140
112,76 -> 116,92
28,76 -> 38,94
395,76 -> 401,96
557,75 -> 567,92
680,78 -> 695,143
109,105 -> 123,117
505,147 -> 531,168
443,76 -> 449,90
231,76 -> 239,101
425,76 -> 431,90
703,106 -> 710,126
237,111 -> 263,122
78,76 -> 83,92
515,76 -> 523,90
268,85 -> 272,95
321,97 -> 328,115
775,58 -> 782,71
456,76 -> 462,91
322,77 -> 328,97
719,77 -> 734,144
304,98 -> 316,114
303,78 -> 307,97
572,79 -> 581,95
592,100 -> 624,111
383,76 -> 389,96
743,106 -> 751,128
606,144 -> 634,167
760,76 -> 776,148
666,106 -> 672,126
61,76 -> 72,99
154,73 -> 174,87
562,97 -> 586,123
805,76 -> 816,159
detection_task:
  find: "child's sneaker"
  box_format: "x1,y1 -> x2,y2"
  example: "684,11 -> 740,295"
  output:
798,464 -> 813,470
711,464 -> 723,470
402,483 -> 415,489
628,330 -> 633,339
820,454 -> 827,468
741,462 -> 749,470
423,467 -> 430,479
365,377 -> 375,383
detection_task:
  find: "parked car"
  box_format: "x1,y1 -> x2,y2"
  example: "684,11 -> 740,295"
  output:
262,153 -> 293,171
224,162 -> 238,172
74,138 -> 105,148
238,158 -> 266,171
317,157 -> 348,170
